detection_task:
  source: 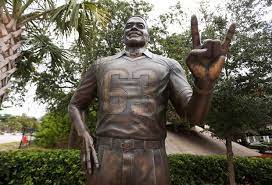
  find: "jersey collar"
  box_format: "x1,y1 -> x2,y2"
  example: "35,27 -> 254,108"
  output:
114,49 -> 153,59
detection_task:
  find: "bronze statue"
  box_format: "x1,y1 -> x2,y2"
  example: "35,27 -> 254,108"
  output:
68,15 -> 235,185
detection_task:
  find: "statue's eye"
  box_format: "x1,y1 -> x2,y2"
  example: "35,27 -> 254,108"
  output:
136,23 -> 145,29
125,23 -> 133,29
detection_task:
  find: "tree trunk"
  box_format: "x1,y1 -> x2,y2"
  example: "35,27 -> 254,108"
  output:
241,134 -> 249,146
0,10 -> 22,106
226,137 -> 236,185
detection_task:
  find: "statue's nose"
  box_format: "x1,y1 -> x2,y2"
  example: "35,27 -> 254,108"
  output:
130,25 -> 139,31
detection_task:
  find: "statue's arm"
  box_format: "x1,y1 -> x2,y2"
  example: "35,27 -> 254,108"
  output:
68,64 -> 97,136
170,15 -> 235,124
68,63 -> 99,174
184,81 -> 213,124
168,62 -> 212,124
68,103 -> 89,137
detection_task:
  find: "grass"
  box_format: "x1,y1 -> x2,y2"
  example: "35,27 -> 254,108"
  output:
0,142 -> 47,152
0,142 -> 20,151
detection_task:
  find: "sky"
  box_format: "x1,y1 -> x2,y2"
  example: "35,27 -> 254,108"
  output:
0,0 -> 228,118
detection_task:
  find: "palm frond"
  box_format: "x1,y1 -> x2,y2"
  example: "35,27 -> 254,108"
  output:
0,0 -> 7,8
12,0 -> 22,18
50,0 -> 110,34
19,0 -> 35,16
0,0 -> 10,18
28,33 -> 68,68
19,10 -> 51,25
84,1 -> 110,27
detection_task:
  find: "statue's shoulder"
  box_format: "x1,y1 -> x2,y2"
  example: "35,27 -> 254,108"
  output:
96,51 -> 124,65
151,52 -> 182,69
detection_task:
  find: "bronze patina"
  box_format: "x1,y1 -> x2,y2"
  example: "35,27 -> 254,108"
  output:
68,15 -> 235,185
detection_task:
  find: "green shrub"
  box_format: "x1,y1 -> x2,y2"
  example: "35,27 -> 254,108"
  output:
35,113 -> 70,148
35,108 -> 97,148
169,154 -> 227,185
168,154 -> 272,185
0,150 -> 85,185
0,151 -> 271,185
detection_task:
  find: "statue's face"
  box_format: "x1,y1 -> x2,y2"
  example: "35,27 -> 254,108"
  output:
124,17 -> 149,48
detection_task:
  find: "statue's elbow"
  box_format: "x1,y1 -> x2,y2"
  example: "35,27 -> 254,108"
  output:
68,103 -> 77,116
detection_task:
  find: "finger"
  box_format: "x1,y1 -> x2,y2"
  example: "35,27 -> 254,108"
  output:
202,39 -> 213,59
222,23 -> 236,54
81,153 -> 89,173
81,153 -> 86,163
191,15 -> 201,49
86,136 -> 99,168
86,152 -> 92,174
81,146 -> 91,173
91,146 -> 99,168
189,48 -> 209,58
85,140 -> 92,174
211,40 -> 222,59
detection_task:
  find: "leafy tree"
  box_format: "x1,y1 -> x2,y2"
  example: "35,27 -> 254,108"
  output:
35,111 -> 70,148
0,114 -> 39,132
207,79 -> 271,185
199,1 -> 272,184
0,0 -> 108,107
226,0 -> 272,95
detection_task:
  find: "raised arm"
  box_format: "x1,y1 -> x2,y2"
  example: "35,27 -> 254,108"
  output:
171,15 -> 235,124
187,15 -> 235,123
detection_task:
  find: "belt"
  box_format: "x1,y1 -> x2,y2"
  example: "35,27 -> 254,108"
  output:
97,137 -> 163,152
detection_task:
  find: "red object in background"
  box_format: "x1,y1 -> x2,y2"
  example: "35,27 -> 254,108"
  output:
22,135 -> 28,144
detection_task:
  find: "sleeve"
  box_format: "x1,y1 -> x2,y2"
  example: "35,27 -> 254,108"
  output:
69,62 -> 97,110
169,60 -> 193,117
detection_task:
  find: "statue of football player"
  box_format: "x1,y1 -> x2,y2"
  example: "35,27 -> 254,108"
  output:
69,15 -> 235,185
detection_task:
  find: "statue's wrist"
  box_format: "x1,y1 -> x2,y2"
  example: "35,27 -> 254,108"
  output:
193,83 -> 213,95
193,79 -> 214,95
77,128 -> 89,137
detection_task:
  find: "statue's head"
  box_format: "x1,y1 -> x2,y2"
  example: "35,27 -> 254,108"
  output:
123,15 -> 149,48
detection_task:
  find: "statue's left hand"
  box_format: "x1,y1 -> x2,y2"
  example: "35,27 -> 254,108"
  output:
81,131 -> 99,174
186,15 -> 236,90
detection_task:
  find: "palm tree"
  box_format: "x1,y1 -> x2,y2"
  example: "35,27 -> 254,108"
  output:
0,0 -> 108,106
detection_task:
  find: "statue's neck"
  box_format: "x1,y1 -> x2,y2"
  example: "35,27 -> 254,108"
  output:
125,47 -> 146,58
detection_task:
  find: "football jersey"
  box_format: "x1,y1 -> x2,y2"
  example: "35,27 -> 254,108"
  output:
70,50 -> 192,140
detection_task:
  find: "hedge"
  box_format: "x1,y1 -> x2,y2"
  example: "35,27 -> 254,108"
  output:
168,154 -> 272,185
0,150 -> 85,185
0,150 -> 271,185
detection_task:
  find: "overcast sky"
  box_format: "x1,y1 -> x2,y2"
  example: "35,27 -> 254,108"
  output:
0,0 -> 227,118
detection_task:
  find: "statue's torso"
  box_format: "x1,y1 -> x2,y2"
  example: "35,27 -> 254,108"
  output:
95,52 -> 186,140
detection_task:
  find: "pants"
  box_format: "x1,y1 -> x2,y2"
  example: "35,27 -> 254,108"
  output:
87,137 -> 170,185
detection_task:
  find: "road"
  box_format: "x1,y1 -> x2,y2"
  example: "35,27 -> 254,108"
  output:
0,133 -> 22,144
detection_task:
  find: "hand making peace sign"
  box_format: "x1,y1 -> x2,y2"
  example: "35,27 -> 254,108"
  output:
186,15 -> 236,91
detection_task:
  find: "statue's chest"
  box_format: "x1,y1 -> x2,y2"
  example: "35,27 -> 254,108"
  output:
97,59 -> 169,95
96,59 -> 169,115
